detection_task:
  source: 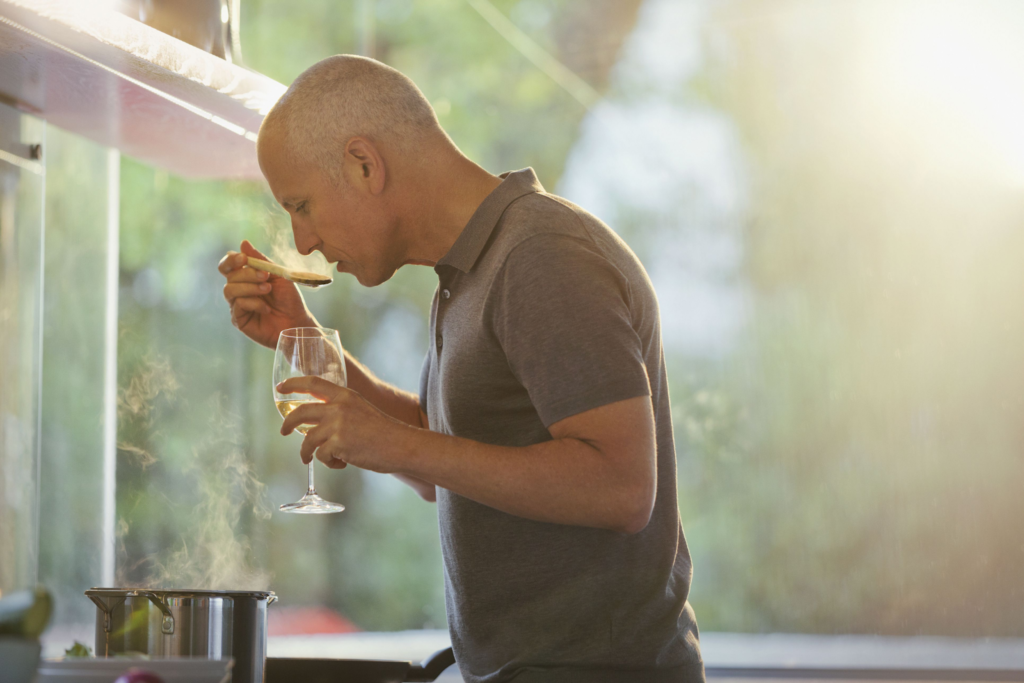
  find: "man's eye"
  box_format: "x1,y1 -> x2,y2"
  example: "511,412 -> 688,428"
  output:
296,202 -> 308,214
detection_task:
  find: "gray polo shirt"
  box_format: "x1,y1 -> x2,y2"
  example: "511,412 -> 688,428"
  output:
419,169 -> 703,683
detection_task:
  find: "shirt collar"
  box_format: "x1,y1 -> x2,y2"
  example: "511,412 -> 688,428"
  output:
436,168 -> 545,273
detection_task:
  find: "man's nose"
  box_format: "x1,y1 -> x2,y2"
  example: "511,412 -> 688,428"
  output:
292,219 -> 319,256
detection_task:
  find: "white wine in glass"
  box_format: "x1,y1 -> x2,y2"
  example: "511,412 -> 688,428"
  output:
273,327 -> 347,513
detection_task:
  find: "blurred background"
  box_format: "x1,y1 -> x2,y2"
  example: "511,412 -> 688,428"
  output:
17,0 -> 1024,644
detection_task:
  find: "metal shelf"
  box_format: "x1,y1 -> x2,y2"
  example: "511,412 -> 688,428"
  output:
0,0 -> 286,178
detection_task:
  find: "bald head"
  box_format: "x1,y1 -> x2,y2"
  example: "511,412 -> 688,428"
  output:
259,55 -> 447,179
254,56 -> 500,287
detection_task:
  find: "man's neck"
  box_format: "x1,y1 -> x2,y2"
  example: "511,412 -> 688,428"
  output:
397,151 -> 503,267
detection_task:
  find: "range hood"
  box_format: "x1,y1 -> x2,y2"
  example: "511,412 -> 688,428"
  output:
0,0 -> 286,178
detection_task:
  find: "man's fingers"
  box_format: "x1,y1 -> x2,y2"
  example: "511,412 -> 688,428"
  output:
297,424 -> 347,469
223,282 -> 272,303
299,424 -> 331,464
276,376 -> 345,402
240,240 -> 271,261
324,456 -> 347,469
217,250 -> 249,276
232,297 -> 271,315
226,267 -> 270,285
230,307 -> 253,329
315,436 -> 346,468
280,402 -> 327,435
217,251 -> 239,275
219,249 -> 275,288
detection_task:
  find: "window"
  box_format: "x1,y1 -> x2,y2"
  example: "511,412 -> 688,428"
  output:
14,0 -> 1024,665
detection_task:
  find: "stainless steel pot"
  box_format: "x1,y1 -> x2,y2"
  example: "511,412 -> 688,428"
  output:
86,588 -> 276,683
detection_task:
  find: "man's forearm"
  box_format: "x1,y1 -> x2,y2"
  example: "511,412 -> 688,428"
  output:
343,351 -> 424,428
341,352 -> 436,501
387,420 -> 653,533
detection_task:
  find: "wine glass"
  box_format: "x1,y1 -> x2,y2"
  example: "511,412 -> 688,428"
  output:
273,327 -> 347,514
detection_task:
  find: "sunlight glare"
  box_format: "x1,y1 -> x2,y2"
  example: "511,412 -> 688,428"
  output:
876,1 -> 1024,187
80,0 -> 121,12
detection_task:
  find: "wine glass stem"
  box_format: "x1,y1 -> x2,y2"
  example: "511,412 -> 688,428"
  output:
307,461 -> 316,495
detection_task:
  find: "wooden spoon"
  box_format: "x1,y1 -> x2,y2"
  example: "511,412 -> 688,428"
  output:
246,256 -> 333,288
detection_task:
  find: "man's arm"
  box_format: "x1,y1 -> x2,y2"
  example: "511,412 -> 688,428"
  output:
399,395 -> 657,533
341,354 -> 437,502
278,380 -> 657,533
341,352 -> 425,428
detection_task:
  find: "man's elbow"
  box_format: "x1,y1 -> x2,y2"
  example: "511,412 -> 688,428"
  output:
395,474 -> 437,503
412,478 -> 437,503
615,478 -> 655,535
618,502 -> 654,535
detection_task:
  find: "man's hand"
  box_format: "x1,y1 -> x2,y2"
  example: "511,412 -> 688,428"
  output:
277,376 -> 410,472
218,240 -> 318,349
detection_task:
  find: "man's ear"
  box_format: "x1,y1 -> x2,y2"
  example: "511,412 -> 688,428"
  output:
343,136 -> 386,195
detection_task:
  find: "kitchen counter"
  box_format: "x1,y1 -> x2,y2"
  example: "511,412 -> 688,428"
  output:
39,627 -> 1024,682
269,631 -> 1024,682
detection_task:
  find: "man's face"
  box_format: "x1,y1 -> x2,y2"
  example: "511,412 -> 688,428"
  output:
258,133 -> 400,287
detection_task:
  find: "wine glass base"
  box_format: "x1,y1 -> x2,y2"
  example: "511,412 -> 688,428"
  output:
279,493 -> 345,514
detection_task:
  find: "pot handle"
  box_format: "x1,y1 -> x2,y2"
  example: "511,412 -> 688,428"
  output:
86,594 -> 125,633
405,647 -> 455,682
138,591 -> 175,635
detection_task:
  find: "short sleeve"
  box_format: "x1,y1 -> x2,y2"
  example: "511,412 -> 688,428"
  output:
418,352 -> 431,414
492,233 -> 651,427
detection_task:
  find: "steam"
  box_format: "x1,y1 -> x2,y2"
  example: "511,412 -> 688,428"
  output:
262,206 -> 332,276
116,352 -> 177,469
116,348 -> 272,590
143,405 -> 273,590
117,352 -> 178,424
120,457 -> 272,592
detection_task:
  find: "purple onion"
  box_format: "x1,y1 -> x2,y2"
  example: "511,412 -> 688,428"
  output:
114,669 -> 165,683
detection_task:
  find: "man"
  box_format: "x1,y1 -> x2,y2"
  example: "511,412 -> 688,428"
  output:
218,55 -> 703,682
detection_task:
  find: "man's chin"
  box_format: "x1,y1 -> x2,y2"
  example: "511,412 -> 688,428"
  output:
357,268 -> 398,288
336,260 -> 398,288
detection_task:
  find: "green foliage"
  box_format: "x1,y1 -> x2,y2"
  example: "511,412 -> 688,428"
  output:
64,641 -> 93,658
676,0 -> 1024,636
242,0 -> 581,187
